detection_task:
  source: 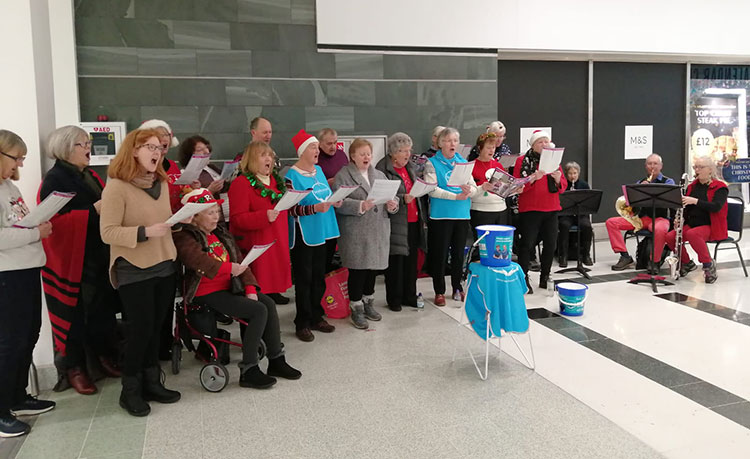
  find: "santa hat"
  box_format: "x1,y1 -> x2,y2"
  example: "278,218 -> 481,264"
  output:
139,119 -> 179,147
528,130 -> 551,148
181,188 -> 223,206
291,129 -> 318,157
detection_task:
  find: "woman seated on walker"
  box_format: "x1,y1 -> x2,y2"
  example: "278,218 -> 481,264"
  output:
173,188 -> 301,389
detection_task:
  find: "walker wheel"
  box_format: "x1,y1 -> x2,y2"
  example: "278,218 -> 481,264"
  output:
171,343 -> 182,375
200,362 -> 229,392
257,339 -> 266,361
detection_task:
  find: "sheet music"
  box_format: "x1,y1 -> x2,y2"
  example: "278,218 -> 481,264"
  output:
240,241 -> 275,266
366,179 -> 401,205
14,191 -> 76,228
325,185 -> 358,203
486,168 -> 532,198
220,192 -> 230,222
408,179 -> 437,198
165,202 -> 216,225
447,162 -> 474,186
539,147 -> 564,174
219,160 -> 239,181
174,154 -> 211,185
273,190 -> 310,211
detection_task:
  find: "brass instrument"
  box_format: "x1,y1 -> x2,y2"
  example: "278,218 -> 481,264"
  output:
614,172 -> 653,231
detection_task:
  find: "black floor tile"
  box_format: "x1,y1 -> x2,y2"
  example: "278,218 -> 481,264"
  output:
712,402 -> 750,429
671,382 -> 745,409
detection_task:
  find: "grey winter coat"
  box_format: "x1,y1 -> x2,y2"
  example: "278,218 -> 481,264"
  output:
375,156 -> 427,257
333,163 -> 393,270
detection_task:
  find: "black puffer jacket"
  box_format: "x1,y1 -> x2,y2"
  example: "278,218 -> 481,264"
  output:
376,155 -> 427,256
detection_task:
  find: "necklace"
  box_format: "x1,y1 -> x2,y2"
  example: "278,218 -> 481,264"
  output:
244,170 -> 287,203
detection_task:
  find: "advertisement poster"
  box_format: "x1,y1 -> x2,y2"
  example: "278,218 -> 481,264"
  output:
689,89 -> 748,182
624,125 -> 653,160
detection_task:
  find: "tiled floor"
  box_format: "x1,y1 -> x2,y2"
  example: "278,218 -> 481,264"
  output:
4,234 -> 750,458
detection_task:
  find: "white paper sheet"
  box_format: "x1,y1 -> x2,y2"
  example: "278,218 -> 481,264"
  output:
220,192 -> 230,222
447,162 -> 474,186
325,185 -> 358,203
273,190 -> 310,211
14,191 -> 76,228
539,147 -> 565,174
219,160 -> 240,181
240,241 -> 275,266
165,202 -> 216,225
408,179 -> 437,198
174,154 -> 211,185
366,179 -> 401,205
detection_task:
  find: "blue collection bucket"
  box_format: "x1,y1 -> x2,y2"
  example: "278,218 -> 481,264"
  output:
556,282 -> 588,316
476,225 -> 515,267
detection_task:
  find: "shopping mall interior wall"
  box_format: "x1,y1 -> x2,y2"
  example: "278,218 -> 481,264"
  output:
497,60 -> 588,176
74,0 -> 498,161
592,62 -> 686,222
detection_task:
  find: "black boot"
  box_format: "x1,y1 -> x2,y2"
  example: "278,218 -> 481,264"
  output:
525,275 -> 534,295
267,355 -> 302,380
119,375 -> 150,417
142,367 -> 181,404
239,366 -> 277,389
539,274 -> 548,290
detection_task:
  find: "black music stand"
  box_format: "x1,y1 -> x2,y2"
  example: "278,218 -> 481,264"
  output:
556,189 -> 603,279
624,183 -> 682,293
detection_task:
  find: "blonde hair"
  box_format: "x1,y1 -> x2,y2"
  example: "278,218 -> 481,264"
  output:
108,129 -> 168,182
348,138 -> 372,161
693,155 -> 721,182
239,141 -> 276,175
0,129 -> 27,181
47,125 -> 89,162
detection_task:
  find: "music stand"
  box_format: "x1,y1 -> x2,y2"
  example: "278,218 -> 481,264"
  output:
623,183 -> 682,293
556,190 -> 603,279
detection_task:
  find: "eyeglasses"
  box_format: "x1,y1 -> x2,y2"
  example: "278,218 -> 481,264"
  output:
75,141 -> 93,148
138,144 -> 163,153
692,165 -> 708,170
0,151 -> 26,163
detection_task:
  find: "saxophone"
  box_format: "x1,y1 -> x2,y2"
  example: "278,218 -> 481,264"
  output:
666,173 -> 689,280
615,173 -> 652,231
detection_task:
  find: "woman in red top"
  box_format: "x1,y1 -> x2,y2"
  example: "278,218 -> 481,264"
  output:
513,130 -> 567,292
376,133 -> 426,311
229,141 -> 292,305
665,156 -> 728,283
470,132 -> 509,235
173,189 -> 301,389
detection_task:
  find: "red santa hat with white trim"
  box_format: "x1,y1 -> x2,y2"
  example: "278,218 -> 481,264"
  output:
291,129 -> 318,157
138,119 -> 179,147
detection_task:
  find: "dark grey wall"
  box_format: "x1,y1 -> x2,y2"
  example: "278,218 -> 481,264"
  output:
74,0 -> 498,161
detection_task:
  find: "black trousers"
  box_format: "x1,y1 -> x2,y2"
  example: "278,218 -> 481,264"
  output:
290,225 -> 327,330
0,268 -> 42,412
428,219 -> 469,294
118,274 -> 176,377
558,215 -> 593,260
518,211 -> 559,277
347,269 -> 377,302
194,291 -> 283,368
324,237 -> 338,273
385,221 -> 420,308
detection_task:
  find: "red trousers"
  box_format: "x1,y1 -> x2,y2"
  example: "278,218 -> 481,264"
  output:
605,216 -> 669,262
665,224 -> 712,264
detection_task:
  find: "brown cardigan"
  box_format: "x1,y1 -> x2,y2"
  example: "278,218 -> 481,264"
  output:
172,223 -> 258,304
100,178 -> 177,287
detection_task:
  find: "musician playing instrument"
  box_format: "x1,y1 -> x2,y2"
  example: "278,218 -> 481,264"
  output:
606,154 -> 675,271
665,156 -> 727,283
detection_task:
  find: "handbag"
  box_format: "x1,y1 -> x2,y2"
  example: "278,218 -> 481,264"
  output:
320,268 -> 350,319
230,276 -> 244,296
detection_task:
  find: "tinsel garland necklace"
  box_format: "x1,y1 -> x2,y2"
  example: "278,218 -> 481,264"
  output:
244,170 -> 287,203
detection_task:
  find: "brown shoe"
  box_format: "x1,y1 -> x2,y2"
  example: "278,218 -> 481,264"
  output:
67,367 -> 97,395
98,356 -> 122,378
434,294 -> 446,306
311,320 -> 335,333
296,328 -> 315,342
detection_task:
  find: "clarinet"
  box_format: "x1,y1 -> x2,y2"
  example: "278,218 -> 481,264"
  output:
668,173 -> 689,280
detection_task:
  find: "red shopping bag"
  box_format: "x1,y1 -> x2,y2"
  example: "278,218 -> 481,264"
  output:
320,268 -> 350,319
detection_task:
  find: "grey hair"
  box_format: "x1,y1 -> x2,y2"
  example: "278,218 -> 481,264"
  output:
431,125 -> 446,138
486,121 -> 506,134
47,125 -> 89,161
387,132 -> 413,156
646,153 -> 663,164
317,128 -> 337,140
436,127 -> 460,146
693,155 -> 720,181
563,161 -> 581,175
